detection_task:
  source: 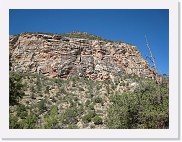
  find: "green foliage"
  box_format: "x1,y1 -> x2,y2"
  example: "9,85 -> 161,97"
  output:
73,97 -> 78,102
36,76 -> 42,92
19,113 -> 37,129
9,115 -> 20,129
89,104 -> 95,110
21,31 -> 115,42
90,124 -> 95,128
16,104 -> 28,119
85,100 -> 91,107
94,97 -> 103,105
44,106 -> 58,128
77,106 -> 84,115
106,79 -> 169,129
9,71 -> 169,129
93,116 -> 103,125
38,99 -> 46,113
82,114 -> 92,123
61,32 -> 113,42
9,72 -> 25,105
60,108 -> 78,125
44,86 -> 49,94
60,87 -> 67,94
67,124 -> 78,129
82,111 -> 95,123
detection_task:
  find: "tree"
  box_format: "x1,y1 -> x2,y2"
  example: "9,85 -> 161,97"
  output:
145,35 -> 159,84
38,99 -> 46,113
82,111 -> 95,123
16,104 -> 28,119
44,106 -> 58,128
9,72 -> 25,105
9,115 -> 20,129
93,116 -> 103,125
106,79 -> 169,129
60,108 -> 78,125
19,113 -> 37,129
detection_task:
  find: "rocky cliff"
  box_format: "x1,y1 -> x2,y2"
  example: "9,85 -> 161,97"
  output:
9,32 -> 156,80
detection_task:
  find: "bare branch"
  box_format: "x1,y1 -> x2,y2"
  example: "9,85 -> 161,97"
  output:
145,35 -> 157,73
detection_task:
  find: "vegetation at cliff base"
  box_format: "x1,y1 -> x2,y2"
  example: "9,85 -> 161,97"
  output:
9,72 -> 169,129
106,79 -> 169,129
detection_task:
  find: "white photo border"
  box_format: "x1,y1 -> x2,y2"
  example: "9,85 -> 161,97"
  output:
0,0 -> 179,139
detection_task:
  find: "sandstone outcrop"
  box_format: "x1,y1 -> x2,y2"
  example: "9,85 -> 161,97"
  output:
9,32 -> 156,80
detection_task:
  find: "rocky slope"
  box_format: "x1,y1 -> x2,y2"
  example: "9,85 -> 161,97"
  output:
9,72 -> 143,129
9,32 -> 156,80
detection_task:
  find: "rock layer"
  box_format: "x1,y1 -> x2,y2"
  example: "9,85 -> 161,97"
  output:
9,32 -> 156,80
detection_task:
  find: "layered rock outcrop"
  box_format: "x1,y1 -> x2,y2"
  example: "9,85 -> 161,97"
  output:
9,32 -> 156,80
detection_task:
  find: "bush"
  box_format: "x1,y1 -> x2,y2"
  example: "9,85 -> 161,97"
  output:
44,86 -> 49,94
90,124 -> 95,129
78,87 -> 85,91
19,113 -> 37,129
82,111 -> 95,123
77,106 -> 84,115
16,104 -> 28,119
106,79 -> 169,129
9,72 -> 25,105
85,100 -> 91,107
44,106 -> 58,128
60,108 -> 78,125
94,97 -> 103,104
38,99 -> 46,113
93,116 -> 103,125
89,104 -> 95,110
82,114 -> 92,123
9,115 -> 20,129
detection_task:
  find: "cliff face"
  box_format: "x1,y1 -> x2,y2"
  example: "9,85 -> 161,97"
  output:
9,32 -> 155,80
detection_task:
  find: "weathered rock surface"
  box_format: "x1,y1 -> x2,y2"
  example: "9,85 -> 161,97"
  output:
9,32 -> 156,80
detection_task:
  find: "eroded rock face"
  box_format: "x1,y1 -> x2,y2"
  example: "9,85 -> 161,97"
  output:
9,32 -> 156,80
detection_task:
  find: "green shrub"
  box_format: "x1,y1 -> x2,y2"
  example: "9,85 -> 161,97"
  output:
60,108 -> 78,125
9,115 -> 20,129
44,86 -> 49,94
82,111 -> 95,123
38,99 -> 46,113
106,79 -> 169,129
19,113 -> 37,129
82,114 -> 92,123
93,116 -> 103,125
44,106 -> 58,128
16,104 -> 28,119
94,97 -> 103,104
85,100 -> 91,107
77,106 -> 84,115
73,97 -> 78,102
78,87 -> 84,91
94,97 -> 104,105
60,88 -> 67,94
90,124 -> 95,129
9,72 -> 25,105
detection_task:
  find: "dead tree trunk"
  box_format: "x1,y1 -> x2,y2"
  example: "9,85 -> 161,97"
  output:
145,35 -> 161,103
145,35 -> 159,84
